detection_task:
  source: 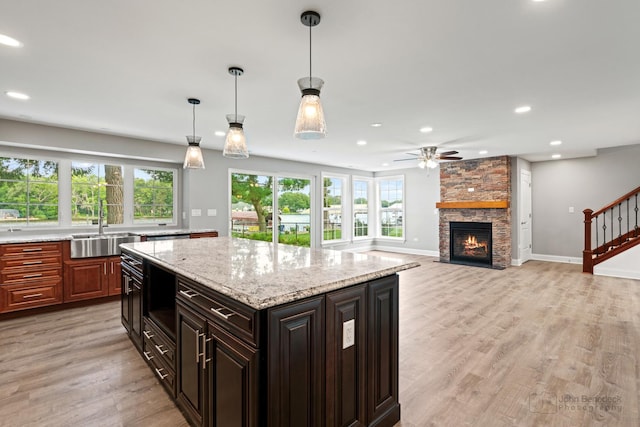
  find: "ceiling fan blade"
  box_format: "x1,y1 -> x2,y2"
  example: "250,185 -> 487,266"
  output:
439,156 -> 463,160
393,158 -> 418,162
438,150 -> 458,156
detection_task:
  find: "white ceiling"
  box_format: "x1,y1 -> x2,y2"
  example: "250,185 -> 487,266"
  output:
1,0 -> 639,171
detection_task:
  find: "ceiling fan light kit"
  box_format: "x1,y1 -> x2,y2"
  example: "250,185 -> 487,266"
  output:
395,146 -> 463,169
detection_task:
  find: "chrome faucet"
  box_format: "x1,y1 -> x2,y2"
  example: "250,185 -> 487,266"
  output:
98,199 -> 105,235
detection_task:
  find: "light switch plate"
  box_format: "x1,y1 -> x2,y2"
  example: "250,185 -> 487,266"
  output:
343,319 -> 355,349
192,209 -> 202,217
207,209 -> 217,217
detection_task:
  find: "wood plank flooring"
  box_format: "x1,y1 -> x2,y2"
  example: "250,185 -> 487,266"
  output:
1,254 -> 639,426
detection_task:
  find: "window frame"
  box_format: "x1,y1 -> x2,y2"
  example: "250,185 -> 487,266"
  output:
133,166 -> 178,225
352,176 -> 374,240
321,172 -> 349,245
376,175 -> 405,240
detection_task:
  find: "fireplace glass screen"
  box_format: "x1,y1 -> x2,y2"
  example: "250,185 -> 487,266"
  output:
450,221 -> 492,267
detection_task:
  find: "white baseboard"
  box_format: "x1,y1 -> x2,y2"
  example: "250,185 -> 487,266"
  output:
371,245 -> 439,257
593,266 -> 640,280
531,253 -> 582,265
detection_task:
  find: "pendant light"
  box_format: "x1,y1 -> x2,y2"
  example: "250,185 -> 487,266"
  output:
223,66 -> 249,159
294,10 -> 326,140
183,98 -> 205,169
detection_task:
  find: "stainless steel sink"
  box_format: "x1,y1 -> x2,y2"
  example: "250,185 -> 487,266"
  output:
70,232 -> 140,258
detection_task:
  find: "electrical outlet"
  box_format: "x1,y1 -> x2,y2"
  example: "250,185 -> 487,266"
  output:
343,319 -> 355,349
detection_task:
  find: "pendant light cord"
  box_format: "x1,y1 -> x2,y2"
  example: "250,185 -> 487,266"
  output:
235,73 -> 238,122
309,22 -> 313,87
192,102 -> 196,139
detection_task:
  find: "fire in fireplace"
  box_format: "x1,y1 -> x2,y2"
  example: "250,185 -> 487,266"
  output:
450,222 -> 492,267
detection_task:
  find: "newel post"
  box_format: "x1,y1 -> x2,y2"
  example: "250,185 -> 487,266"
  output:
583,209 -> 594,274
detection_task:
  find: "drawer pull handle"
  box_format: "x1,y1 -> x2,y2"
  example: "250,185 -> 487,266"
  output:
154,367 -> 168,380
22,260 -> 43,265
210,307 -> 234,320
155,344 -> 169,355
23,273 -> 43,279
22,248 -> 43,252
179,289 -> 198,299
143,330 -> 155,340
143,351 -> 154,361
23,293 -> 43,299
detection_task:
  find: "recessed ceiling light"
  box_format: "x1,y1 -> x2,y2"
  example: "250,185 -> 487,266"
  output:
5,91 -> 30,100
356,140 -> 367,146
0,34 -> 22,47
214,130 -> 226,137
382,162 -> 389,167
370,123 -> 382,128
549,140 -> 562,146
552,154 -> 561,159
514,105 -> 531,114
479,150 -> 488,155
419,126 -> 433,133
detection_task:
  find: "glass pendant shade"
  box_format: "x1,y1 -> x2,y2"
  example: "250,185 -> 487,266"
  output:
223,114 -> 249,159
426,158 -> 438,169
183,135 -> 205,169
294,77 -> 326,139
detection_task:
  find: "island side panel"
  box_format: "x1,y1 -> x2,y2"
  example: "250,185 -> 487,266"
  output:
367,275 -> 401,427
268,296 -> 325,426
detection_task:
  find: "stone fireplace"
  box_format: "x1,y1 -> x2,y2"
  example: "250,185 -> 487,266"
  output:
437,156 -> 511,269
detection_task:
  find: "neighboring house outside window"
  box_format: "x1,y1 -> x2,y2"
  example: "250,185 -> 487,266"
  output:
323,174 -> 346,242
353,177 -> 372,239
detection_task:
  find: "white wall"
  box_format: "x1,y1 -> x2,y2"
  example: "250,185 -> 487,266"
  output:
530,144 -> 640,261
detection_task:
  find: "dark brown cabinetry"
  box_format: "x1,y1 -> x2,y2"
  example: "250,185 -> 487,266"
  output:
0,242 -> 63,313
326,284 -> 367,427
268,296 -> 325,426
176,280 -> 259,427
121,252 -> 144,351
122,247 -> 401,427
64,255 -> 122,302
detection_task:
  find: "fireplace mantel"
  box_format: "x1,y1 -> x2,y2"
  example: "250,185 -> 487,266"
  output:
436,200 -> 509,209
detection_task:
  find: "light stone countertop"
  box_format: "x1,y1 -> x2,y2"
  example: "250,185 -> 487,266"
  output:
0,229 -> 217,244
121,236 -> 420,310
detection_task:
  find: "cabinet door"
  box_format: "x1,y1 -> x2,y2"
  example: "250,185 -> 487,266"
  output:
326,285 -> 367,427
268,296 -> 324,427
367,276 -> 400,425
130,275 -> 143,350
207,323 -> 259,427
64,259 -> 109,302
108,258 -> 122,295
177,301 -> 208,427
121,269 -> 132,332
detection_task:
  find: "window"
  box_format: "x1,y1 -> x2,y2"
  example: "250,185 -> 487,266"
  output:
71,162 -> 124,226
353,178 -> 371,238
378,176 -> 404,238
134,168 -> 175,224
323,175 -> 345,242
0,157 -> 59,228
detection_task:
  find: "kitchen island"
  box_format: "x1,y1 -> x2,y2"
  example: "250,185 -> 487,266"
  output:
120,237 -> 419,427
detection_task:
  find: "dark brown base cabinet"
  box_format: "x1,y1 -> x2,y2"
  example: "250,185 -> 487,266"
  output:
122,251 -> 401,427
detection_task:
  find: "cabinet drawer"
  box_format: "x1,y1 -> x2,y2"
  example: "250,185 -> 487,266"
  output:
177,279 -> 258,346
0,242 -> 62,257
0,255 -> 62,271
143,318 -> 176,367
1,279 -> 62,312
146,348 -> 176,398
1,268 -> 61,283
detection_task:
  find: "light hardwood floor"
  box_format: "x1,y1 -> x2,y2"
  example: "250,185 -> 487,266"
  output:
1,254 -> 639,426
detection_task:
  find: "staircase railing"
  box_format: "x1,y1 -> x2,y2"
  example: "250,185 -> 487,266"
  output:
583,185 -> 640,273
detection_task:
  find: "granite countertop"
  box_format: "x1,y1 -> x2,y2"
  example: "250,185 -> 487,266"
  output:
121,237 -> 420,310
0,229 -> 218,244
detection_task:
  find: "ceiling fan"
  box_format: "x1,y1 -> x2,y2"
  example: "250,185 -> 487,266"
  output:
394,146 -> 463,169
